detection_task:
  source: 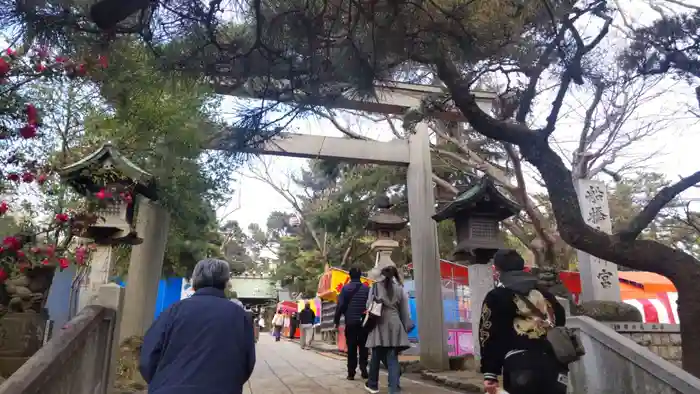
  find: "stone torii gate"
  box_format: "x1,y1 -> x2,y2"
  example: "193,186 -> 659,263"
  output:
216,81 -> 496,370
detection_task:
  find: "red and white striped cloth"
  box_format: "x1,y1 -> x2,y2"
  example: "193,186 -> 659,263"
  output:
623,292 -> 679,324
571,292 -> 679,324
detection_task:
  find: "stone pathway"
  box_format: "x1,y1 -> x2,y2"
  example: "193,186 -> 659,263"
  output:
245,334 -> 468,393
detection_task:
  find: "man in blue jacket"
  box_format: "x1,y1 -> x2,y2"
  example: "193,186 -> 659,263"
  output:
140,259 -> 256,394
334,266 -> 370,380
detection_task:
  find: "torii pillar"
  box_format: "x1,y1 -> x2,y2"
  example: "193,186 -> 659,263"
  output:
119,197 -> 170,341
407,123 -> 449,370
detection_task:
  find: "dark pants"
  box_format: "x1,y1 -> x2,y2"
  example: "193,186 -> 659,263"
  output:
503,351 -> 568,394
345,324 -> 368,377
273,325 -> 282,341
367,347 -> 401,393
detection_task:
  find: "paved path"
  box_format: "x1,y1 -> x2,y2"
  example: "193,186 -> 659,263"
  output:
245,334 -> 463,394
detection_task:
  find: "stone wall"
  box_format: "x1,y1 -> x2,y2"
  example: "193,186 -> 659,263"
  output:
607,322 -> 682,367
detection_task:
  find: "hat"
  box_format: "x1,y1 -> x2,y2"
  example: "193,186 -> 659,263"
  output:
493,249 -> 525,272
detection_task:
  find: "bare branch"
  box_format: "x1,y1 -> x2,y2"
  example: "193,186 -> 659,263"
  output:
681,202 -> 700,233
543,12 -> 613,137
504,144 -> 557,255
433,174 -> 459,195
503,219 -> 534,246
313,109 -> 368,140
572,81 -> 605,178
241,158 -> 327,254
515,25 -> 568,123
431,125 -> 512,182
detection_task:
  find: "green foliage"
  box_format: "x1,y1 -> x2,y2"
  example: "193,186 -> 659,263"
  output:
66,41 -> 239,277
220,220 -> 256,275
622,10 -> 700,80
273,236 -> 325,297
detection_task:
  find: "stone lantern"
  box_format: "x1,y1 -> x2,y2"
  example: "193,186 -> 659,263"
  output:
59,142 -> 157,245
433,177 -> 520,358
366,196 -> 407,279
58,142 -> 157,309
433,177 -> 520,263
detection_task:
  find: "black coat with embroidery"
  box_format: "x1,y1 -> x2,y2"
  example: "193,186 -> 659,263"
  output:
478,283 -> 566,382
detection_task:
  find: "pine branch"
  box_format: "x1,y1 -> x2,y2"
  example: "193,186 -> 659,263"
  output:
618,171 -> 700,241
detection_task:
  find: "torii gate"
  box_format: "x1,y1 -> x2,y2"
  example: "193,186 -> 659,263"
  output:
216,81 -> 496,370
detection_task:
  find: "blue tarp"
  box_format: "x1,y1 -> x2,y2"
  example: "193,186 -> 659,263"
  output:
45,265 -> 78,338
117,277 -> 185,320
154,277 -> 184,319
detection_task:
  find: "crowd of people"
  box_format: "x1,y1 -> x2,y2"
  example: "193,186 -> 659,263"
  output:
138,249 -> 575,394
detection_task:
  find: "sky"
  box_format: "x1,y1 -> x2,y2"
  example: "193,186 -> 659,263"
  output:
215,2 -> 700,234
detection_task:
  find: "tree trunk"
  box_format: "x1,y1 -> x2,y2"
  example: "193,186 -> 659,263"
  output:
678,280 -> 700,374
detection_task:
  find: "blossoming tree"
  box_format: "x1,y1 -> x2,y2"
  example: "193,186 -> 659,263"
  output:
0,46 -> 107,314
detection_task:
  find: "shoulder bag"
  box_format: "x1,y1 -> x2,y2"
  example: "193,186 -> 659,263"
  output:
362,283 -> 383,331
515,292 -> 585,365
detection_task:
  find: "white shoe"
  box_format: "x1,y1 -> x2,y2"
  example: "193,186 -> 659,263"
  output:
364,383 -> 379,393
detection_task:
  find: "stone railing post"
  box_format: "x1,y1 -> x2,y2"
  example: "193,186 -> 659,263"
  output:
92,283 -> 125,392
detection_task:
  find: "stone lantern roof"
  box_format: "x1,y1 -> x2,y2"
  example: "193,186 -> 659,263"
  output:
433,177 -> 520,222
58,142 -> 157,200
366,196 -> 408,232
433,177 -> 521,263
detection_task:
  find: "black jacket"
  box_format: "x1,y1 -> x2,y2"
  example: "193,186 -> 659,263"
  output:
333,279 -> 370,326
140,288 -> 256,394
299,307 -> 315,325
478,272 -> 566,382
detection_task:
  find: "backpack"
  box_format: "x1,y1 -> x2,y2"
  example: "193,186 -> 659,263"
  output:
515,292 -> 585,365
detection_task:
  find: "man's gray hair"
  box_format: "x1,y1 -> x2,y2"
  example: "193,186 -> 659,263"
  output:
192,258 -> 231,290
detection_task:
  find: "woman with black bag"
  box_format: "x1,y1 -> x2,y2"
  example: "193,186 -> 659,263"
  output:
363,265 -> 413,394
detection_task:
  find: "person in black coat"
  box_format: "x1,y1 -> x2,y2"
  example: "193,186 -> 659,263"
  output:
333,266 -> 370,380
140,259 -> 256,394
479,250 -> 567,394
298,302 -> 316,349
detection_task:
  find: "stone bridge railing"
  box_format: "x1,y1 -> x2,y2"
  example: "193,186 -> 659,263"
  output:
0,284 -> 124,394
568,316 -> 700,394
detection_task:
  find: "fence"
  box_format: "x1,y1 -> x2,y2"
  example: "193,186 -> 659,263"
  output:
0,284 -> 124,394
567,316 -> 700,394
